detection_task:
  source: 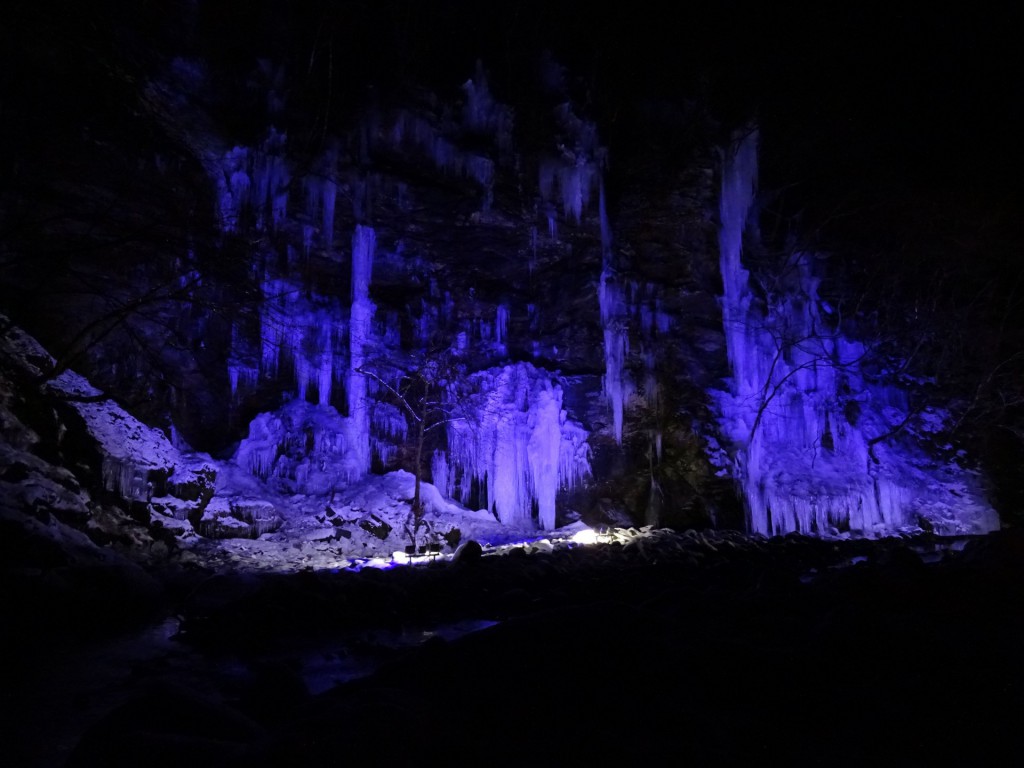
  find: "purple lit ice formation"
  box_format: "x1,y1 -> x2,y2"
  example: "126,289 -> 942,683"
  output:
712,129 -> 998,538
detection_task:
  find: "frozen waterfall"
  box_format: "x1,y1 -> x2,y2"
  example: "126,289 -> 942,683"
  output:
346,225 -> 376,479
213,130 -> 291,234
235,399 -> 352,495
598,180 -> 631,444
257,278 -> 343,407
713,128 -> 998,538
235,225 -> 379,489
443,362 -> 591,530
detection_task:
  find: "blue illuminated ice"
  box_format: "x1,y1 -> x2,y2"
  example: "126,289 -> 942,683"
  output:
598,180 -> 633,445
304,146 -> 340,250
257,277 -> 344,405
462,59 -> 514,154
442,362 -> 591,529
234,225 -> 379,490
347,225 -> 376,478
213,130 -> 291,234
712,129 -> 998,537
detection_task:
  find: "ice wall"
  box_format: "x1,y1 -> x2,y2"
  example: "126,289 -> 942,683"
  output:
346,225 -> 376,478
257,278 -> 345,406
383,65 -> 510,214
598,181 -> 632,444
461,59 -> 514,156
235,399 -> 352,495
713,129 -> 998,537
214,130 -> 291,233
234,225 -> 381,489
538,103 -> 606,224
252,128 -> 290,231
304,146 -> 339,251
443,362 -> 591,529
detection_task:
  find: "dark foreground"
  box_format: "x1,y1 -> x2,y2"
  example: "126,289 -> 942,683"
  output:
5,527 -> 1023,767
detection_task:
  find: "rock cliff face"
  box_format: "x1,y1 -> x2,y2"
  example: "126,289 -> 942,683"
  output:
3,5 -> 740,533
1,3 -> 1012,539
189,64 -> 734,529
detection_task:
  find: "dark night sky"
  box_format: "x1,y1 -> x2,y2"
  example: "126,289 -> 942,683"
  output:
3,1 -> 1022,248
6,2 -> 1020,168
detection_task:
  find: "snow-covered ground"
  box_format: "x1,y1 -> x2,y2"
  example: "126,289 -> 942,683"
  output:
178,465 -> 594,574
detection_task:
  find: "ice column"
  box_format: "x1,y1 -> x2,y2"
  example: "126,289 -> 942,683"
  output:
304,147 -> 339,251
252,128 -> 290,231
496,304 -> 509,348
217,146 -> 250,232
714,128 -> 997,537
598,181 -> 630,443
347,225 -> 376,479
445,363 -> 591,530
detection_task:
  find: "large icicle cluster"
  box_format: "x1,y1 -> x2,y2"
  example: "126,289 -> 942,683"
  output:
257,277 -> 346,406
598,181 -> 632,444
712,129 -> 998,537
538,103 -> 606,224
383,63 -> 511,214
442,362 -> 591,530
214,129 -> 291,233
461,59 -> 515,156
234,226 -> 381,491
234,399 -> 356,494
304,146 -> 340,251
346,225 -> 376,478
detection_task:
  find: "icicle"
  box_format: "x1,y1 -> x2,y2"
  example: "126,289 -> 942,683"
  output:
372,401 -> 408,441
234,400 -> 355,495
346,225 -> 376,480
228,364 -> 259,398
216,146 -> 250,232
322,180 -> 337,250
303,224 -> 315,257
712,127 -> 997,538
655,301 -> 672,334
317,354 -> 332,406
294,356 -> 310,402
431,449 -> 451,499
446,363 -> 591,530
250,128 -> 290,232
598,178 -> 631,444
101,456 -> 146,500
466,155 -> 494,211
169,425 -> 192,452
303,146 -> 339,249
461,59 -> 513,152
352,226 -> 375,301
462,61 -> 497,134
371,436 -> 399,467
496,304 -> 509,347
